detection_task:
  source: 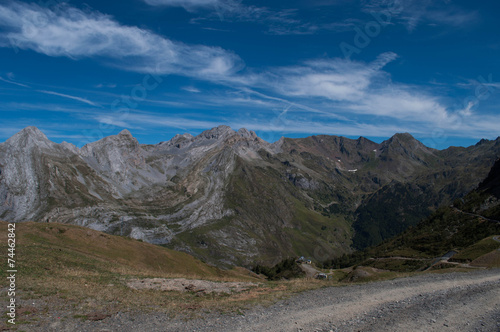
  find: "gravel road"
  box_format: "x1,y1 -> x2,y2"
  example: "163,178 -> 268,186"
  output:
24,269 -> 500,332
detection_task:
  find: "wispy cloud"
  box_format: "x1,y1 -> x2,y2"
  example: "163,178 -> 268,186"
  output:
363,0 -> 478,31
95,115 -> 134,129
0,76 -> 30,88
231,119 -> 411,138
37,90 -> 99,107
145,0 -> 355,35
110,49 -> 478,135
95,83 -> 117,89
0,1 -> 243,79
267,20 -> 358,36
144,0 -> 223,10
182,86 -> 201,93
236,52 -> 470,129
96,112 -> 222,132
146,0 -> 473,36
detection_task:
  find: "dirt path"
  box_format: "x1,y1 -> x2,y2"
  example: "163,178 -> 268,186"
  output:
452,207 -> 500,224
228,270 -> 500,332
20,269 -> 500,331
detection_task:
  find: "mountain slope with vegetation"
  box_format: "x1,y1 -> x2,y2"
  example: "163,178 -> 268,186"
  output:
323,158 -> 500,271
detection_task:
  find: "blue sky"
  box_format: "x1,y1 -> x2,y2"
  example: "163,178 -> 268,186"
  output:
0,0 -> 499,149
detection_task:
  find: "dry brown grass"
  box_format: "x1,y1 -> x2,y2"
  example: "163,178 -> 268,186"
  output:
471,250 -> 500,268
0,221 -> 269,316
0,221 -> 451,319
0,221 -> 356,318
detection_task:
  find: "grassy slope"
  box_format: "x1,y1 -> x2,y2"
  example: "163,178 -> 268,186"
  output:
0,221 -> 249,279
322,205 -> 500,272
0,220 -> 387,325
451,236 -> 500,263
226,158 -> 353,265
0,221 -> 266,318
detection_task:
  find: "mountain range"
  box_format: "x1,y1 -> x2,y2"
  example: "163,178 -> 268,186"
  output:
1,126 -> 499,266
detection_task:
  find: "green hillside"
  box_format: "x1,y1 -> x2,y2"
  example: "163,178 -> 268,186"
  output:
323,158 -> 500,271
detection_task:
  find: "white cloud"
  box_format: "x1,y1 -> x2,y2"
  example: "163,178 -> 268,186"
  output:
0,76 -> 30,88
37,90 -> 99,107
261,52 -> 397,100
95,83 -> 117,89
363,0 -> 478,31
269,60 -> 375,101
0,1 -> 492,144
182,86 -> 201,93
0,126 -> 26,139
484,83 -> 500,90
349,89 -> 448,121
146,0 -> 348,35
144,0 -> 221,10
458,101 -> 475,117
95,116 -> 133,129
0,1 -> 242,79
96,112 -> 222,132
243,52 -> 454,124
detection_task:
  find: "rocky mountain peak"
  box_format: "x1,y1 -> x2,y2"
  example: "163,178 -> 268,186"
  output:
381,133 -> 427,151
79,129 -> 142,168
58,141 -> 79,154
172,133 -> 194,141
356,136 -> 377,148
103,130 -> 139,146
3,126 -> 52,150
118,129 -> 133,137
376,132 -> 435,177
156,133 -> 195,150
389,132 -> 417,142
475,137 -> 500,147
237,128 -> 258,140
198,125 -> 235,140
357,136 -> 368,142
16,126 -> 48,140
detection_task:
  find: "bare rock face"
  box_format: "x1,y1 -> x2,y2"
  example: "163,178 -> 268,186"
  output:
0,127 -> 55,221
1,126 -> 499,266
80,129 -> 160,195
